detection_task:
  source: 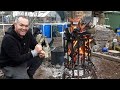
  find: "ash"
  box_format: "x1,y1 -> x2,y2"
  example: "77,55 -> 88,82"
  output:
33,60 -> 65,79
33,59 -> 94,79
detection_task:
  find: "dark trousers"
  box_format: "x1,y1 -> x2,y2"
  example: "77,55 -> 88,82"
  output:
3,56 -> 43,79
27,56 -> 43,79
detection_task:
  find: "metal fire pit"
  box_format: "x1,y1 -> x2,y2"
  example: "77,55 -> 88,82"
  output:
63,17 -> 97,79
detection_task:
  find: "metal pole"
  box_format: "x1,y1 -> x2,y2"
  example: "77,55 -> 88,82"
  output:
2,14 -> 3,24
3,24 -> 5,35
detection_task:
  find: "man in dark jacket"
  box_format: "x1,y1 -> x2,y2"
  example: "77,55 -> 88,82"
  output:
0,16 -> 45,79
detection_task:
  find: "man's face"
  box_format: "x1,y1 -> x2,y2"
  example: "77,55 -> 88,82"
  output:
14,17 -> 29,38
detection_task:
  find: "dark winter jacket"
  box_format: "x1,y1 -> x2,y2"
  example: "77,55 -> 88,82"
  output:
0,25 -> 38,67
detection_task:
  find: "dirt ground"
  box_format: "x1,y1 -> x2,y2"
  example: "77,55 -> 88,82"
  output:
33,56 -> 120,79
91,56 -> 120,79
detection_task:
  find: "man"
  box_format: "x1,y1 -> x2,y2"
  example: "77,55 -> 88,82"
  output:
0,16 -> 45,79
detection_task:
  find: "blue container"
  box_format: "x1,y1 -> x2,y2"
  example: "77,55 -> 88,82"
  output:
63,24 -> 68,31
39,24 -> 51,38
57,25 -> 63,32
44,25 -> 51,38
117,32 -> 120,36
57,24 -> 68,32
102,47 -> 108,52
117,28 -> 120,32
117,28 -> 120,36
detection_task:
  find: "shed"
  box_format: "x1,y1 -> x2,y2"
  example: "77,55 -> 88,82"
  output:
104,11 -> 120,30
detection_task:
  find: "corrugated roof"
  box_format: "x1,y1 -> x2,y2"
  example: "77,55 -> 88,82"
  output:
12,11 -> 51,17
104,11 -> 120,14
40,11 -> 51,17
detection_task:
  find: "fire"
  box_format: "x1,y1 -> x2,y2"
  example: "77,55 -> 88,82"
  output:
73,40 -> 77,47
79,47 -> 84,55
67,38 -> 93,63
65,15 -> 94,64
68,48 -> 71,55
63,12 -> 97,79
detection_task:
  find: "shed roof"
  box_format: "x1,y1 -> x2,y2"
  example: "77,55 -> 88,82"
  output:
12,11 -> 51,17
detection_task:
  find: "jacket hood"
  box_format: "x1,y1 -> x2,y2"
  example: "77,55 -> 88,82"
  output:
5,25 -> 30,40
5,25 -> 22,40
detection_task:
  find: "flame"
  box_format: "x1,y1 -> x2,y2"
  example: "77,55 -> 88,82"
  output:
73,40 -> 77,47
67,38 -> 93,62
67,17 -> 93,63
79,47 -> 84,55
68,48 -> 71,55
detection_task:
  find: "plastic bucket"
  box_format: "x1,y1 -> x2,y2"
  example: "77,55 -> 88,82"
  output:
102,47 -> 108,52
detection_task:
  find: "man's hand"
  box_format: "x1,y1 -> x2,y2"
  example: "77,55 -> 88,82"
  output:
38,50 -> 45,58
34,44 -> 45,58
35,44 -> 42,53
